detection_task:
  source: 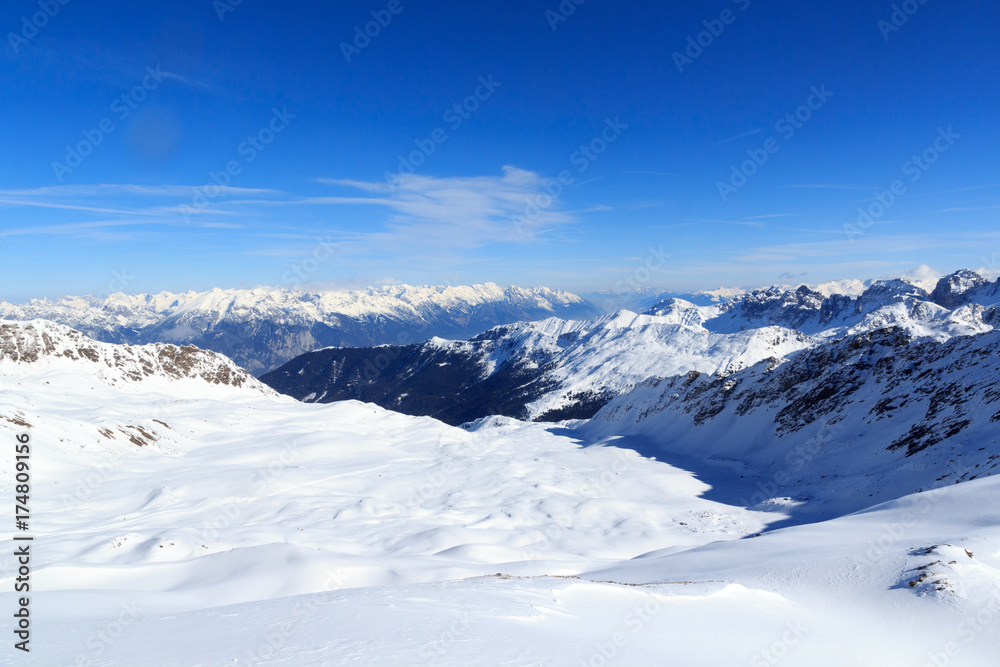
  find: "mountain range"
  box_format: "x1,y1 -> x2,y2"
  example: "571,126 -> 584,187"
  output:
262,269 -> 1000,426
3,280 -> 1000,664
0,283 -> 598,376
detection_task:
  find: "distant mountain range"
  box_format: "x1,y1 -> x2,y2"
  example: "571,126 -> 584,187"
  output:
0,283 -> 598,375
261,270 -> 1000,425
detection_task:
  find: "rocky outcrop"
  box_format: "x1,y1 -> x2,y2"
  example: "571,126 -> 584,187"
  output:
0,320 -> 273,393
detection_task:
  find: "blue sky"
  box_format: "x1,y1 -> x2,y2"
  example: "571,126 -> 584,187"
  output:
2,0 -> 999,301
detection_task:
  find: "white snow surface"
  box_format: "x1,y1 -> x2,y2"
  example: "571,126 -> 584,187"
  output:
1,300 -> 999,664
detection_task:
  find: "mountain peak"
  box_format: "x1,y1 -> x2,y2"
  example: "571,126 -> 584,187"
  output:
0,319 -> 274,395
930,270 -> 989,309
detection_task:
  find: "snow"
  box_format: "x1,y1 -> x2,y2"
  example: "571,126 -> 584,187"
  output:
3,271 -> 1000,664
0,283 -> 590,336
4,358 -> 999,666
0,346 -> 806,664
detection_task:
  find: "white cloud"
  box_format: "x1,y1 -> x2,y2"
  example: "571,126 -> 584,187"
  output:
315,166 -> 577,249
0,184 -> 279,198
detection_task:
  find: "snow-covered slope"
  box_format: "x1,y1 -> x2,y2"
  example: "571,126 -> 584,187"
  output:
2,329 -> 1000,665
0,319 -> 272,396
0,283 -> 599,375
585,326 -> 1000,520
262,310 -> 814,424
0,335 -> 790,664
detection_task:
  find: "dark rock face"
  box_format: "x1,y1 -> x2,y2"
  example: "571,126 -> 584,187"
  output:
930,270 -> 989,310
261,341 -> 566,426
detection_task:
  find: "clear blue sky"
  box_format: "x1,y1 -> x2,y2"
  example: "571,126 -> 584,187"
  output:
2,0 -> 999,301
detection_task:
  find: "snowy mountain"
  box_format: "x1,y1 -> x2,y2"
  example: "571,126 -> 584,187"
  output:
651,271 -> 1000,339
3,309 -> 1000,665
585,325 -> 1000,520
262,311 -> 814,425
929,268 -> 1000,309
582,266 -> 946,315
265,270 -> 1000,427
0,283 -> 598,376
0,319 -> 271,396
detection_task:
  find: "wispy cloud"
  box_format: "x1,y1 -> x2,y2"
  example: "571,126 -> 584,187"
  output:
314,178 -> 390,193
729,233 -> 977,266
621,170 -> 683,178
159,71 -> 213,90
0,198 -> 162,217
936,204 -> 1000,213
0,184 -> 279,198
313,166 -> 577,248
787,184 -> 873,191
710,128 -> 763,146
923,184 -> 1000,196
693,218 -> 764,228
627,201 -> 667,211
